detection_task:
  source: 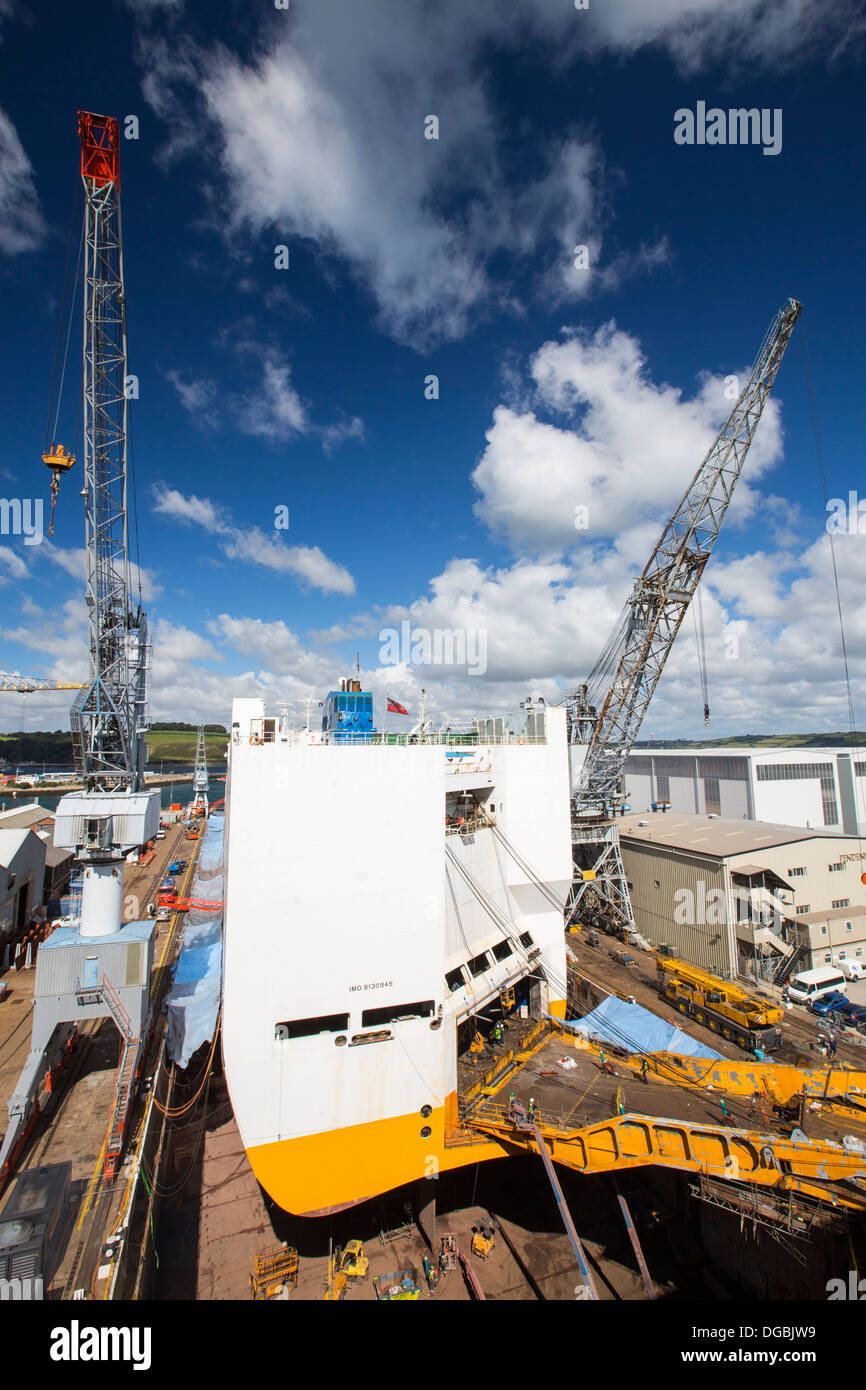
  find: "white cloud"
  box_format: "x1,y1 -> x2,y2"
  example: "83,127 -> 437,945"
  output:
154,619 -> 222,665
235,350 -> 307,441
578,0 -> 861,70
0,546 -> 27,582
221,531 -> 356,596
472,320 -> 785,552
44,544 -> 162,603
165,369 -> 218,424
134,0 -> 854,348
152,487 -> 222,530
321,416 -> 365,455
0,105 -> 45,255
122,0 -> 183,10
152,486 -> 355,595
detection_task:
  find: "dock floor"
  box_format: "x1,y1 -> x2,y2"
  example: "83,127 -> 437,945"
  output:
0,817 -> 199,1297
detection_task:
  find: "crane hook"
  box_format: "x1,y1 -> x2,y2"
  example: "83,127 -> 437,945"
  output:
42,443 -> 76,536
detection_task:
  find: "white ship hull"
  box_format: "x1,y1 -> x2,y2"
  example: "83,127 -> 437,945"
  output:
222,698 -> 575,1214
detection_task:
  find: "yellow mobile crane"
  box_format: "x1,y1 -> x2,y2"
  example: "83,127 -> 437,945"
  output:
657,956 -> 784,1051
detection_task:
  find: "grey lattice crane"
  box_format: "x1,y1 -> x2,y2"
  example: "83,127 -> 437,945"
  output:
192,725 -> 209,814
566,298 -> 801,932
1,114 -> 160,1183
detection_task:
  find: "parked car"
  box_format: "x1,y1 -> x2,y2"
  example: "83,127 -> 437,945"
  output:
808,990 -> 850,1017
155,829 -> 166,840
835,999 -> 866,1027
837,960 -> 866,981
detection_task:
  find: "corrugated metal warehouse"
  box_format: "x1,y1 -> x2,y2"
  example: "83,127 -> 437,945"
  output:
618,811 -> 866,982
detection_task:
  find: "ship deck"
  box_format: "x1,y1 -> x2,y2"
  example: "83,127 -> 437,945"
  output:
462,1032 -> 866,1150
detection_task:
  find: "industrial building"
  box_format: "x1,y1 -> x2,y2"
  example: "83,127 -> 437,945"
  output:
617,811 -> 866,983
0,804 -> 55,833
624,748 -> 866,835
0,829 -> 46,942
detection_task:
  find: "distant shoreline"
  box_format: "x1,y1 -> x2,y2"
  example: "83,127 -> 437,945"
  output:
0,771 -> 204,796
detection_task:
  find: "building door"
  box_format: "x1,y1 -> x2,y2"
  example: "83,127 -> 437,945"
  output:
15,884 -> 29,929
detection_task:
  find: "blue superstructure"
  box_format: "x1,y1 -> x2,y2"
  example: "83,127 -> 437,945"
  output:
322,679 -> 376,740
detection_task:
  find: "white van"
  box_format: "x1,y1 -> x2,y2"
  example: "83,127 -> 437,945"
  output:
785,966 -> 848,1005
836,959 -> 866,981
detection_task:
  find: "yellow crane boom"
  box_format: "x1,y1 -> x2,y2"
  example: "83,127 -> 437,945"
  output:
0,675 -> 86,693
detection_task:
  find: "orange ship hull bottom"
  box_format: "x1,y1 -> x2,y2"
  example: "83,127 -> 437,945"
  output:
247,999 -> 566,1215
247,1095 -> 503,1217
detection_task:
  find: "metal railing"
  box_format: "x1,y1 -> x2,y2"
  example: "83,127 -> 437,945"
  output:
237,728 -> 546,749
445,815 -> 493,836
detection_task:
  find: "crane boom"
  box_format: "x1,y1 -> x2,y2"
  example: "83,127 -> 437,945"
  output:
0,675 -> 86,693
571,297 -> 801,816
1,112 -> 160,1185
69,111 -> 150,795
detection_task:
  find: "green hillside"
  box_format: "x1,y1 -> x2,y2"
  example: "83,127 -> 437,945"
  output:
635,731 -> 866,749
146,731 -> 228,764
0,728 -> 227,766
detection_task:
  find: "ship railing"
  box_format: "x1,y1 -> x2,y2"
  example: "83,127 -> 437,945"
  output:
445,816 -> 492,836
237,728 -> 547,748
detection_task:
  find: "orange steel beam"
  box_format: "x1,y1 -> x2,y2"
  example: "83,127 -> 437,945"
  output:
470,1107 -> 866,1210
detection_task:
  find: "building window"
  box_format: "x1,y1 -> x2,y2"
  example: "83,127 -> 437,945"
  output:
829,862 -> 844,873
468,952 -> 491,977
856,948 -> 863,959
795,905 -> 811,915
846,921 -> 853,933
824,952 -> 832,963
788,867 -> 806,877
832,899 -> 850,909
839,950 -> 847,959
820,925 -> 828,935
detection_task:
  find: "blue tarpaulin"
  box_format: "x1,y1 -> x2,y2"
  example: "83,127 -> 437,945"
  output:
558,995 -> 724,1061
165,813 -> 224,1068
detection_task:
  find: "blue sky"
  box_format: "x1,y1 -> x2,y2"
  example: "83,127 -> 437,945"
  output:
1,0 -> 864,736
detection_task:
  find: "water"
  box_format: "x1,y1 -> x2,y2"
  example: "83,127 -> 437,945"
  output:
0,768 -> 226,815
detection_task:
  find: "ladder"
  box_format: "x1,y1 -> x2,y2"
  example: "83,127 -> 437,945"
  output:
772,942 -> 802,985
100,974 -> 133,1037
104,1031 -> 139,1181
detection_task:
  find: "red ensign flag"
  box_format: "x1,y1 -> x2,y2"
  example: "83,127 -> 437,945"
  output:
387,697 -> 409,715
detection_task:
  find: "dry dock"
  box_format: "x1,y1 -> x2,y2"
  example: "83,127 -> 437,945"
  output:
0,819 -> 199,1297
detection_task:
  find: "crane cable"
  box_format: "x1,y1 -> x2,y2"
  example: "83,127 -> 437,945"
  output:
800,326 -> 865,853
43,186 -> 82,454
691,581 -> 710,725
